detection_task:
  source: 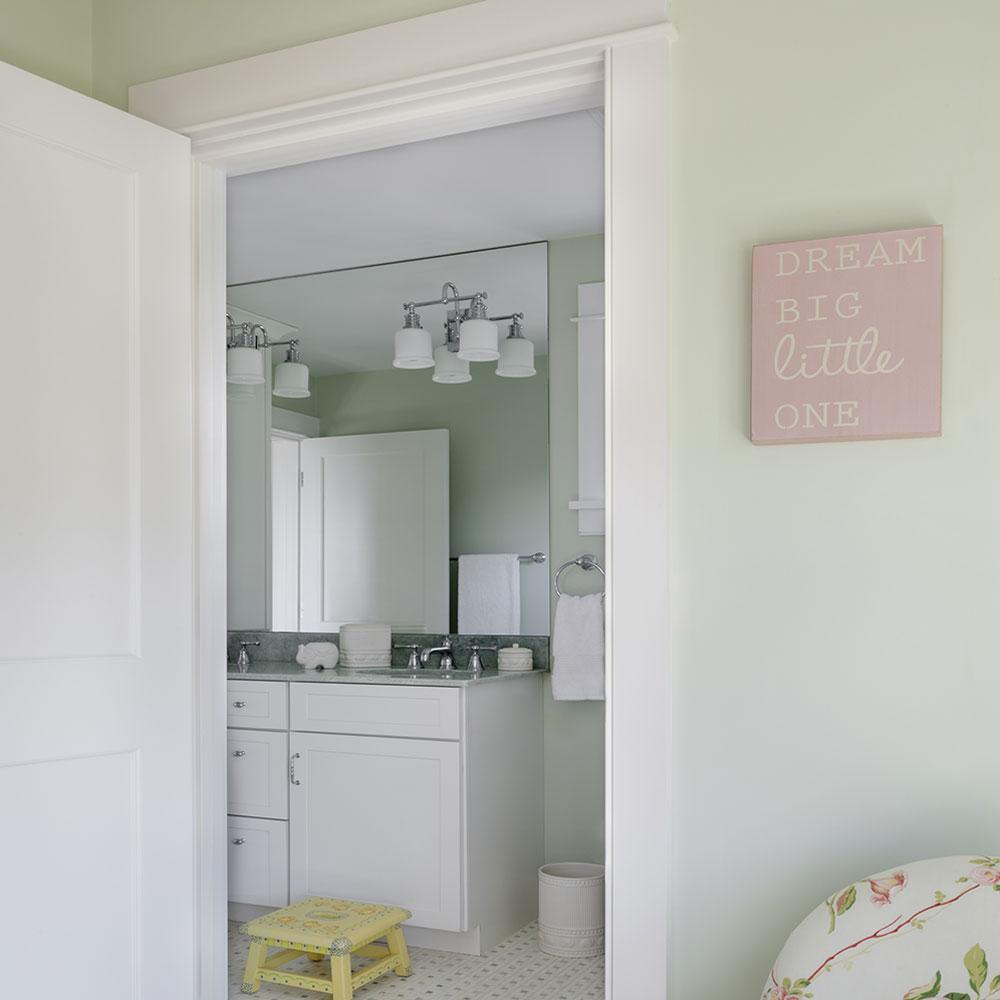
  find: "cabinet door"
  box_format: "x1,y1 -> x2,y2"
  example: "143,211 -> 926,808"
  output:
228,816 -> 288,907
227,730 -> 288,819
289,732 -> 464,931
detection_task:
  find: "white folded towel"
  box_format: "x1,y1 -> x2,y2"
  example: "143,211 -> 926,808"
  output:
458,554 -> 520,635
552,593 -> 605,701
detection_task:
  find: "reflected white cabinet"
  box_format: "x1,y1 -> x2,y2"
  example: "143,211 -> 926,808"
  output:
289,732 -> 463,930
299,430 -> 449,633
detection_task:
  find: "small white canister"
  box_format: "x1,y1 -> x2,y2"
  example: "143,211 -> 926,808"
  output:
538,862 -> 605,957
498,643 -> 533,672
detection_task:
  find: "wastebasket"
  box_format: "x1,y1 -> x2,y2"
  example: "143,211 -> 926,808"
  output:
538,862 -> 605,957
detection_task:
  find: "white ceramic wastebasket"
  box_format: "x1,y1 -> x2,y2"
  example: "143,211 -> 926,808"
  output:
538,862 -> 605,957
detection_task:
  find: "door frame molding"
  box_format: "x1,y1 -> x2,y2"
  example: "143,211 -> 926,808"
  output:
134,4 -> 673,996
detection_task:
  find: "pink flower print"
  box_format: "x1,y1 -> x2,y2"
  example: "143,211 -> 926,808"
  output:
767,987 -> 794,1000
868,871 -> 908,906
970,865 -> 1000,886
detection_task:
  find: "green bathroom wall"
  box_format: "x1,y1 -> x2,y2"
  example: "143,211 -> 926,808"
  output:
89,0 -> 474,109
0,0 -> 92,94
544,235 -> 605,865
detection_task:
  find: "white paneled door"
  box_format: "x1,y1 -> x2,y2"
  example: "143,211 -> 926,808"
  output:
0,62 -> 195,999
299,430 -> 449,632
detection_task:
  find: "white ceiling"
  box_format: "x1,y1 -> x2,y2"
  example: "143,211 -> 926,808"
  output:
226,242 -> 549,376
225,110 -> 604,285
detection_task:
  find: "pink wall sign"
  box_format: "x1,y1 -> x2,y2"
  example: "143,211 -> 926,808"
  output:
751,225 -> 943,444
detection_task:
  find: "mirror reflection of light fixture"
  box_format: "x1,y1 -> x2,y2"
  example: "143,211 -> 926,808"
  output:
226,317 -> 266,385
432,320 -> 471,384
393,305 -> 434,369
457,292 -> 499,362
273,341 -> 311,398
226,315 -> 310,397
394,283 -> 525,383
495,314 -> 535,378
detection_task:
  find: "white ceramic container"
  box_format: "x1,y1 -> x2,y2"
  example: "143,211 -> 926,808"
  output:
338,622 -> 391,669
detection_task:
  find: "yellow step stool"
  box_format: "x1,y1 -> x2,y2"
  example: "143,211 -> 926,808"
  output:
240,897 -> 413,998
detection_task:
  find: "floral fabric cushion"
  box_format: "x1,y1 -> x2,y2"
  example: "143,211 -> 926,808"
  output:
764,856 -> 1000,1000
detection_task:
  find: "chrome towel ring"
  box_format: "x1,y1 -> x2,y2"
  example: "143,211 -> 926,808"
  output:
554,554 -> 605,597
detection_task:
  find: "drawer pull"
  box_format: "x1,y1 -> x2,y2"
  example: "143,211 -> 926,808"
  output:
231,749 -> 246,758
232,701 -> 247,709
290,752 -> 301,786
231,838 -> 245,846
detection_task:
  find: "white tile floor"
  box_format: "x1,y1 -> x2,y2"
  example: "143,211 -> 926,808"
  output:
229,920 -> 604,1000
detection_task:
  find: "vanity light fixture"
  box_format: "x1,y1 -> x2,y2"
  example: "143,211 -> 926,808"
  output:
393,305 -> 434,369
394,283 -> 530,382
432,320 -> 471,384
272,342 -> 311,398
456,292 -> 499,362
495,314 -> 535,378
226,315 -> 311,398
226,317 -> 266,385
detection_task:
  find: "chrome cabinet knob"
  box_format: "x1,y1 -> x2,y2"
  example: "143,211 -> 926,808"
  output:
231,838 -> 245,846
232,701 -> 247,708
231,749 -> 246,757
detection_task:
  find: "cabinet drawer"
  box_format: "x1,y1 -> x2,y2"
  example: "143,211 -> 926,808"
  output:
227,680 -> 287,730
228,816 -> 288,908
290,683 -> 460,740
227,729 -> 288,819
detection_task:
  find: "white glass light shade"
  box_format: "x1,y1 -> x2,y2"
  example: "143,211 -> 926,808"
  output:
457,318 -> 499,361
393,326 -> 434,369
496,336 -> 536,378
432,344 -> 471,384
227,346 -> 265,385
273,360 -> 310,398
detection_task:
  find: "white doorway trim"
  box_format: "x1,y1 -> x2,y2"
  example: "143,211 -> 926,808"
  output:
134,3 -> 673,996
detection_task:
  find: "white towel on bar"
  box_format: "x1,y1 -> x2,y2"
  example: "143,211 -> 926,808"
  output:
552,593 -> 605,701
458,554 -> 520,635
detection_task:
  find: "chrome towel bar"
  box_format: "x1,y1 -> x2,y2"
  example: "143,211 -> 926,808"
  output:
450,552 -> 546,564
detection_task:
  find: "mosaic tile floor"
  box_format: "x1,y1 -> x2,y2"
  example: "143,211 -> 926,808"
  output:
229,920 -> 604,999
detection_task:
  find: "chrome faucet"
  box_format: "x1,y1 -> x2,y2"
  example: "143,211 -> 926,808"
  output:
467,645 -> 497,673
236,640 -> 260,673
420,636 -> 455,671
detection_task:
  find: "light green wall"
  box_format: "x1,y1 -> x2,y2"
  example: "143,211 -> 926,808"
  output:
312,358 -> 551,636
272,390 -> 318,419
0,0 -> 92,94
89,0 -> 474,109
670,1 -> 1000,997
544,235 -> 605,865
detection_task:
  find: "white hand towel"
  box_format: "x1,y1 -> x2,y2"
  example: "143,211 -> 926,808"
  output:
552,593 -> 605,701
458,554 -> 520,635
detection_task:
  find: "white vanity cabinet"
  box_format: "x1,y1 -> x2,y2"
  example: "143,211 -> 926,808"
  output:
226,674 -> 544,955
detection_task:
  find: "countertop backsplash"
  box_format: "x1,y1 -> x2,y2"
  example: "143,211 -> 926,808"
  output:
227,630 -> 550,670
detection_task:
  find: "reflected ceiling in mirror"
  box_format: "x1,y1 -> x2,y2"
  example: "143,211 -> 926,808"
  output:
227,242 -> 548,379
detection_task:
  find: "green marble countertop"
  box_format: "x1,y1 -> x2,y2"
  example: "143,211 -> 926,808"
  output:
227,661 -> 547,687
